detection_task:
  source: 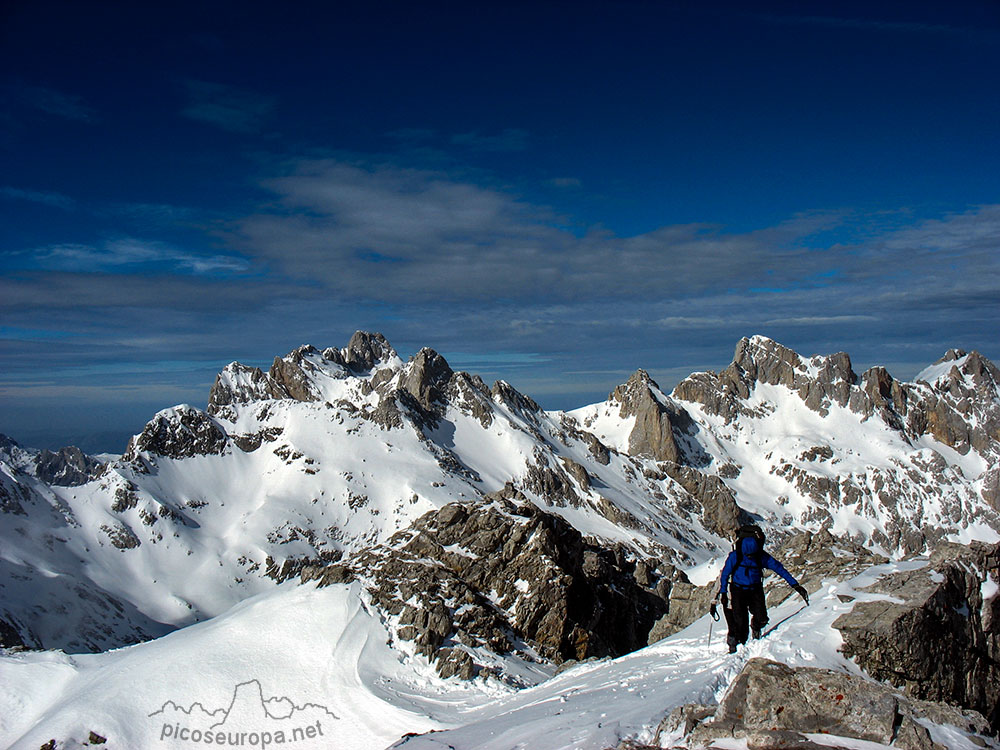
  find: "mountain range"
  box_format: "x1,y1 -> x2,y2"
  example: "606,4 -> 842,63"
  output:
1,332 -> 998,749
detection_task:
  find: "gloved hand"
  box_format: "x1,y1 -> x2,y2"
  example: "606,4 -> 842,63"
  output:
794,584 -> 809,605
720,591 -> 729,609
709,602 -> 720,621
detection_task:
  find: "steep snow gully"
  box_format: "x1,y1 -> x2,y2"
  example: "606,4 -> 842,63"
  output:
1,333 -> 999,749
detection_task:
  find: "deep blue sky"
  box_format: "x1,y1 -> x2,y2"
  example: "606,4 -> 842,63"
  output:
2,0 -> 999,453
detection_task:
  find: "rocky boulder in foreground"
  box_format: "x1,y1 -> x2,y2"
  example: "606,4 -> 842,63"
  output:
833,540 -> 1000,730
664,658 -> 992,750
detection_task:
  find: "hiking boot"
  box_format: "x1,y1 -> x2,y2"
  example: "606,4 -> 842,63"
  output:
728,643 -> 737,654
752,627 -> 762,639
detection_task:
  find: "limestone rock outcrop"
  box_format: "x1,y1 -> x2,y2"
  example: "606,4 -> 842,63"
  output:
833,541 -> 1000,729
35,445 -> 104,486
123,405 -> 228,460
612,370 -> 684,463
308,492 -> 672,679
669,658 -> 992,750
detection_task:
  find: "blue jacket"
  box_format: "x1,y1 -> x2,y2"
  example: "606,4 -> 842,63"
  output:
719,536 -> 798,594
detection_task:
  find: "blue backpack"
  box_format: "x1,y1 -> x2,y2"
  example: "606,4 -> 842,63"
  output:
732,524 -> 767,582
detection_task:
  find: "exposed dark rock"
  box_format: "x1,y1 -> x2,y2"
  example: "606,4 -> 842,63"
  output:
646,574 -> 707,645
35,446 -> 104,487
101,522 -> 141,550
852,365 -> 909,431
833,541 -> 1000,730
559,457 -> 592,491
313,496 -> 670,679
491,379 -> 542,417
521,451 -> 582,507
300,562 -> 354,586
124,406 -> 228,460
344,331 -> 396,372
659,462 -> 748,539
268,346 -> 321,403
612,370 -> 683,463
111,483 -> 139,512
321,346 -> 346,367
0,617 -> 25,648
0,472 -> 30,515
445,372 -> 494,428
363,393 -> 406,430
230,427 -> 284,452
400,348 -> 454,412
207,362 -> 287,414
676,658 -> 991,750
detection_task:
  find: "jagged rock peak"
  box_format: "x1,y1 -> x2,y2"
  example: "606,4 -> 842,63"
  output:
36,445 -> 105,487
401,348 -> 454,411
675,336 -> 860,421
611,369 -> 683,463
731,335 -> 856,388
208,361 -> 285,413
610,369 -> 664,411
919,348 -> 1000,395
124,405 -> 228,461
344,331 -> 397,372
268,350 -> 321,403
491,379 -> 542,415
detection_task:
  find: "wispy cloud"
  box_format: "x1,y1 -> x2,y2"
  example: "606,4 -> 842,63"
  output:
547,177 -> 582,189
20,84 -> 98,122
14,238 -> 251,276
0,186 -> 75,210
235,158 -> 845,305
763,315 -> 878,326
180,80 -> 275,133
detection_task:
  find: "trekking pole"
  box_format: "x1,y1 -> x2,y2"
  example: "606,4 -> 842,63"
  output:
708,601 -> 720,647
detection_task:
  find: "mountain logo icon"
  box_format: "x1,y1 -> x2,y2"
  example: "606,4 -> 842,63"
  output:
149,679 -> 339,747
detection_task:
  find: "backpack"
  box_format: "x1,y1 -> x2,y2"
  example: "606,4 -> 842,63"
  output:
733,524 -> 766,571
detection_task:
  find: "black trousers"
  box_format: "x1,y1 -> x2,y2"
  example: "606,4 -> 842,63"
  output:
724,584 -> 768,647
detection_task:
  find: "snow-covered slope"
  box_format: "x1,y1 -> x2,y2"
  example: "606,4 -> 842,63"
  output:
0,581 -> 503,749
2,562 -> 993,750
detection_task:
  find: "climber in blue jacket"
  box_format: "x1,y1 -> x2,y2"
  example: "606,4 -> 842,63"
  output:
716,525 -> 809,653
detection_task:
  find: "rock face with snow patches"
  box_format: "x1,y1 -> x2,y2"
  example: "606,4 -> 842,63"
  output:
309,490 -> 674,679
675,658 -> 992,750
834,540 -> 1000,730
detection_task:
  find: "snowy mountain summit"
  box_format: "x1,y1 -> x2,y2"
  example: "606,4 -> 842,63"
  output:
1,332 -> 999,749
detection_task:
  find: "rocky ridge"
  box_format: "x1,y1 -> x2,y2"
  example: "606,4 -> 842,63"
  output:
299,488 -> 680,681
834,541 -> 1000,730
665,658 -> 993,750
580,335 -> 1000,556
